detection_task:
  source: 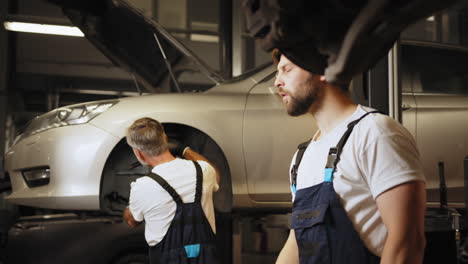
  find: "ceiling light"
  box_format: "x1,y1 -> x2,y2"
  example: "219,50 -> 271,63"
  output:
3,21 -> 84,37
190,34 -> 219,43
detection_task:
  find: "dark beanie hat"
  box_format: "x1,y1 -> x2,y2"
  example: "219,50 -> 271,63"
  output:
280,42 -> 328,75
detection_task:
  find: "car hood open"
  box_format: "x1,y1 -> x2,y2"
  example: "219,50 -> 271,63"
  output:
46,0 -> 224,92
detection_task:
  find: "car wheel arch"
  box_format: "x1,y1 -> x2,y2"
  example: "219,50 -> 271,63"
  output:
99,123 -> 233,214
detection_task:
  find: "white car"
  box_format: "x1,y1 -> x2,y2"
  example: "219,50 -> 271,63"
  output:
4,0 -> 316,213
4,0 -> 468,213
4,62 -> 316,213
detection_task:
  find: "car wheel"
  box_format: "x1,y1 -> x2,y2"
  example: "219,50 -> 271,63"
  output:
100,124 -> 232,215
100,141 -> 150,215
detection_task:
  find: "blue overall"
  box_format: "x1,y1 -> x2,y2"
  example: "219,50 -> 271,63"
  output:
290,111 -> 381,264
147,161 -> 218,264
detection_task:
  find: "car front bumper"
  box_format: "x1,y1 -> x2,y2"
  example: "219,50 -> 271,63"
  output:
4,123 -> 120,210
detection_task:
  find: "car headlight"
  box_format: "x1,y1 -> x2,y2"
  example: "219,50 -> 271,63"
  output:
15,100 -> 119,144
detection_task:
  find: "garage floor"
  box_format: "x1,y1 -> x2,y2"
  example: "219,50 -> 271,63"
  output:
0,209 -> 466,264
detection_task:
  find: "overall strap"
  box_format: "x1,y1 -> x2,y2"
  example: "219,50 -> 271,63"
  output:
325,110 -> 381,181
290,140 -> 311,194
193,161 -> 203,203
148,172 -> 183,204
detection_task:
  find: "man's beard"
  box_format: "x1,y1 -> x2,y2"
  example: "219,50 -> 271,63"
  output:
285,79 -> 319,116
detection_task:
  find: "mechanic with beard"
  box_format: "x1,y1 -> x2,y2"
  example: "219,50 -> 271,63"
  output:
272,49 -> 426,264
123,117 -> 220,264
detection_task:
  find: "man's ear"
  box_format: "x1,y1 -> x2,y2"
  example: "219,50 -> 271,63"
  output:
133,148 -> 147,163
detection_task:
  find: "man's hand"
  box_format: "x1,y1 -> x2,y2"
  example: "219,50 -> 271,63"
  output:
123,207 -> 142,228
167,138 -> 188,157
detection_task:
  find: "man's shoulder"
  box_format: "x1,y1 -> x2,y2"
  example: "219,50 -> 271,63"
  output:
195,160 -> 210,168
350,111 -> 416,152
154,159 -> 215,178
132,175 -> 152,184
172,159 -> 213,173
195,160 -> 216,176
357,111 -> 408,137
131,176 -> 160,190
171,158 -> 209,168
129,176 -> 168,203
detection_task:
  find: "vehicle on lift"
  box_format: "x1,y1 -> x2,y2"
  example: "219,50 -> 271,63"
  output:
4,0 -> 468,214
2,0 -> 468,263
3,0 -> 316,215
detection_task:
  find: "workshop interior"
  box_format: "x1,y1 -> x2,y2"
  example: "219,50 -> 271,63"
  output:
1,0 -> 468,263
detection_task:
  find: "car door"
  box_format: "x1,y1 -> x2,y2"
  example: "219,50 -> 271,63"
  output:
401,43 -> 468,203
243,74 -> 317,204
400,44 -> 418,138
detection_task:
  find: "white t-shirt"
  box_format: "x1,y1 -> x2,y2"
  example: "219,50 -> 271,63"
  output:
129,158 -> 219,246
290,105 -> 425,256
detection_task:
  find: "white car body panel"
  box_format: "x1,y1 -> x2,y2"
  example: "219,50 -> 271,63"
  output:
5,124 -> 119,209
243,79 -> 316,204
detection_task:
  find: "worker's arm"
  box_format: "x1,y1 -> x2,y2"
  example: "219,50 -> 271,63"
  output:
276,229 -> 299,264
376,180 -> 426,264
123,207 -> 142,228
124,180 -> 146,228
183,147 -> 220,185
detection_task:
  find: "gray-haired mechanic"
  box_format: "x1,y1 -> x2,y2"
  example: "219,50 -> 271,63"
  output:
123,117 -> 220,264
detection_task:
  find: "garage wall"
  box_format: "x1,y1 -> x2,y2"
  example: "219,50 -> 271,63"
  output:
0,0 -> 10,178
15,1 -> 131,80
2,0 -> 271,146
7,0 -> 147,137
6,0 -> 227,129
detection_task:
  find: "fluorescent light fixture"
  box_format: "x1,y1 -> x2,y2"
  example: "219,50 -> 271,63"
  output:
3,21 -> 84,37
190,34 -> 219,43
